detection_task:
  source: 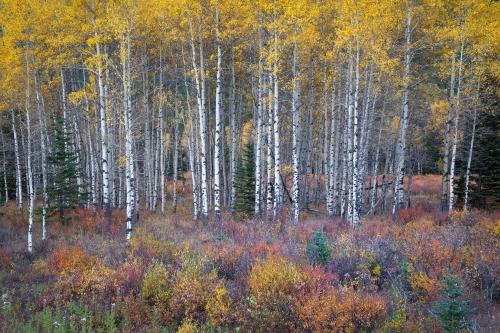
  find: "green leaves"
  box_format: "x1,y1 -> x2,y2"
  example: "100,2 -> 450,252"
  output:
305,228 -> 331,266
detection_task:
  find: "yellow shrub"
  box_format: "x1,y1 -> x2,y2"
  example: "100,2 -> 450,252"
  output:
142,260 -> 171,307
247,256 -> 305,331
205,284 -> 232,326
177,318 -> 198,333
170,248 -> 218,321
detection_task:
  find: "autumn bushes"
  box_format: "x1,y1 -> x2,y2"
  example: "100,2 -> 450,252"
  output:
1,201 -> 499,332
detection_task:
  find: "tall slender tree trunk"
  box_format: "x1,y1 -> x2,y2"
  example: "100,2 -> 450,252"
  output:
230,49 -> 238,212
0,128 -> 8,204
392,3 -> 412,215
214,5 -> 222,225
292,42 -> 301,223
182,49 -> 200,219
254,27 -> 264,216
266,73 -> 274,214
95,39 -> 110,212
464,79 -> 479,211
12,111 -> 23,211
25,51 -> 35,254
35,74 -> 48,241
189,19 -> 209,222
351,42 -> 360,224
346,55 -> 354,222
122,31 -> 135,241
273,32 -> 281,217
440,54 -> 456,212
449,38 -> 464,213
172,88 -> 179,214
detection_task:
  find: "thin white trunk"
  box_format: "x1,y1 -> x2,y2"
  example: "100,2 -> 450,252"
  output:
327,67 -> 336,218
464,79 -> 479,211
254,27 -> 264,216
351,43 -> 360,224
0,128 -> 8,204
273,31 -> 281,216
95,39 -> 110,211
441,56 -> 456,212
182,49 -> 200,219
346,55 -> 354,222
189,19 -> 209,221
25,51 -> 34,254
214,5 -> 222,224
12,111 -> 22,210
449,38 -> 464,213
122,31 -> 135,241
172,88 -> 179,214
392,3 -> 412,215
266,73 -> 274,213
34,74 -> 48,241
292,42 -> 301,223
230,49 -> 238,212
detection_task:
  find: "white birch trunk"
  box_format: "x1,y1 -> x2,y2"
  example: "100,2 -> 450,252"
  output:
392,3 -> 412,215
12,111 -> 23,210
464,79 -> 479,211
448,38 -> 464,213
214,6 -> 222,224
292,42 -> 301,223
122,31 -> 135,241
351,43 -> 360,224
34,74 -> 48,241
441,55 -> 456,212
172,89 -> 179,214
95,39 -> 110,211
25,52 -> 34,254
273,31 -> 281,216
254,28 -> 264,216
327,67 -> 336,218
266,73 -> 274,213
0,128 -> 7,204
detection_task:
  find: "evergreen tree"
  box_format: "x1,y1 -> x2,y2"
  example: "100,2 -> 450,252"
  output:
234,142 -> 255,218
305,228 -> 331,266
468,110 -> 500,210
47,117 -> 85,222
433,274 -> 473,333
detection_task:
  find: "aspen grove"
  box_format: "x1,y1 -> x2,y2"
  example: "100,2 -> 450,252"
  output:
0,0 -> 498,332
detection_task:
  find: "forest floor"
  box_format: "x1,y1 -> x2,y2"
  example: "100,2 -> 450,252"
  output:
0,174 -> 498,332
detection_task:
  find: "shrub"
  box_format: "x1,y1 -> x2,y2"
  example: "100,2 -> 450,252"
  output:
433,274 -> 473,333
49,245 -> 115,299
333,288 -> 387,332
177,318 -> 198,333
142,261 -> 171,309
247,256 -> 304,331
305,228 -> 331,266
205,283 -> 232,327
169,249 -> 218,323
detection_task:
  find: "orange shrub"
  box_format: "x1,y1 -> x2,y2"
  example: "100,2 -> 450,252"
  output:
398,207 -> 419,223
333,288 -> 387,332
48,245 -> 96,276
249,241 -> 281,259
48,245 -> 115,299
294,267 -> 386,332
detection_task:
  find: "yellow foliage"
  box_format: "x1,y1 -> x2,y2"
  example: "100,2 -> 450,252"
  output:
205,284 -> 232,326
142,260 -> 171,307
